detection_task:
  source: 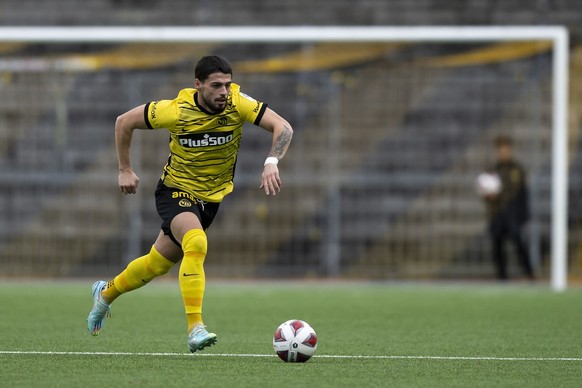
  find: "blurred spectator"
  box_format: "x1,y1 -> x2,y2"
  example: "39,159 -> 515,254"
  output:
480,135 -> 534,281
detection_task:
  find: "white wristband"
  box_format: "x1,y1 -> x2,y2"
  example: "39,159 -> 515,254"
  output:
264,157 -> 279,166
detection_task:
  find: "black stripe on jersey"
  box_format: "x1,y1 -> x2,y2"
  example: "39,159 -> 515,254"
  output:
178,105 -> 212,116
176,107 -> 215,123
172,152 -> 236,171
254,103 -> 268,125
168,167 -> 234,183
169,147 -> 240,166
168,161 -> 234,175
207,185 -> 230,197
176,121 -> 241,131
166,148 -> 238,169
192,158 -> 238,169
169,150 -> 238,169
161,152 -> 172,182
232,155 -> 238,180
144,102 -> 153,129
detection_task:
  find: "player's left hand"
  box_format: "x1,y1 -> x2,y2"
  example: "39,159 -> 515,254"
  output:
260,164 -> 281,196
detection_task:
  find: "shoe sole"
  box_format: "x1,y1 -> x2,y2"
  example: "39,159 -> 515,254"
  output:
189,336 -> 217,353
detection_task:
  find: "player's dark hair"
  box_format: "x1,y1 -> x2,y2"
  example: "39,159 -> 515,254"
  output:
195,56 -> 232,82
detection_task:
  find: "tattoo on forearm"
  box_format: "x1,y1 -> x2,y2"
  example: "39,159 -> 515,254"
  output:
269,125 -> 293,159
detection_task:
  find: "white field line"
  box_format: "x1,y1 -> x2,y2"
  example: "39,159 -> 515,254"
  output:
1,350 -> 581,362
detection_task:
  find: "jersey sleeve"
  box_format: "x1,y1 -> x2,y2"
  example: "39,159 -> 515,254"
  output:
234,90 -> 267,125
144,99 -> 179,129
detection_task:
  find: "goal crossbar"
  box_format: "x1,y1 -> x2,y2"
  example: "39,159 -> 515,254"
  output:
0,26 -> 569,43
0,26 -> 569,291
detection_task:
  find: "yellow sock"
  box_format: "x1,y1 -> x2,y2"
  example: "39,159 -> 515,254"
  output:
101,279 -> 121,304
187,313 -> 203,330
103,245 -> 174,304
179,229 -> 207,332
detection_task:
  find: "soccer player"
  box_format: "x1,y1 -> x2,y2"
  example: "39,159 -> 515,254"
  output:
482,135 -> 533,281
87,55 -> 293,352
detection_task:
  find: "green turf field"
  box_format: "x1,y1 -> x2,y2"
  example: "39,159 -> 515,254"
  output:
1,281 -> 581,387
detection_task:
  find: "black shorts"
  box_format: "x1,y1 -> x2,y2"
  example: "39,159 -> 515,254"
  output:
155,180 -> 220,247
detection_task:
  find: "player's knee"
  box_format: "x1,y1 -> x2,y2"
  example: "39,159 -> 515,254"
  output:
147,245 -> 175,276
182,229 -> 207,258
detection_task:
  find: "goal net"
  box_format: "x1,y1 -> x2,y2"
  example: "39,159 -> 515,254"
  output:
0,27 -> 569,290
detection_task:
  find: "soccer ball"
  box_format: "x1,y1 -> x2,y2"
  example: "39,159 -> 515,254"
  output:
273,319 -> 318,362
475,172 -> 502,196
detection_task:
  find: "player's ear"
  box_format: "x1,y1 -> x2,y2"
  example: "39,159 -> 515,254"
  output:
194,78 -> 202,88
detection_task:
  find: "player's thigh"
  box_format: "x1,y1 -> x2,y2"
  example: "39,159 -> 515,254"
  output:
153,230 -> 183,263
170,212 -> 204,245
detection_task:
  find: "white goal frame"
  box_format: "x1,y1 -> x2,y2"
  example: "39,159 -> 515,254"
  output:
0,26 -> 569,291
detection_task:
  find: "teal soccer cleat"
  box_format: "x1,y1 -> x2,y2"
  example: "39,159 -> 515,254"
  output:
187,325 -> 217,352
87,280 -> 111,336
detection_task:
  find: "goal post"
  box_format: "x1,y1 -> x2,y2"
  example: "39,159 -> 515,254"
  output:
0,26 -> 569,290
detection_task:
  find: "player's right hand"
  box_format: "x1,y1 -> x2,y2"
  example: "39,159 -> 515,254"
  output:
260,163 -> 281,196
119,169 -> 140,195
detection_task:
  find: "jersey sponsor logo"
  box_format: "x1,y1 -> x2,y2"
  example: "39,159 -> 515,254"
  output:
172,191 -> 196,201
178,198 -> 192,208
240,91 -> 260,113
178,130 -> 234,148
173,191 -> 195,208
150,101 -> 158,121
253,100 -> 261,113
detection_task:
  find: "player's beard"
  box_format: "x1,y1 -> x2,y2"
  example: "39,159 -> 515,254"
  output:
201,94 -> 227,114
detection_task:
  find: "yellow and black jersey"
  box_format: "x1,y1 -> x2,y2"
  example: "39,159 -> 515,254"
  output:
144,83 -> 267,202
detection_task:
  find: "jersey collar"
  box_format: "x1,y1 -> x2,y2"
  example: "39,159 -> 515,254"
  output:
193,91 -> 218,115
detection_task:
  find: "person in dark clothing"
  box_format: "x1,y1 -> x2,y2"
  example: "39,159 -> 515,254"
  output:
482,135 -> 534,280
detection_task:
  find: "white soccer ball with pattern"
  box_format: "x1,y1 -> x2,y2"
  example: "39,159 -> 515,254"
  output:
273,319 -> 318,362
475,172 -> 502,196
